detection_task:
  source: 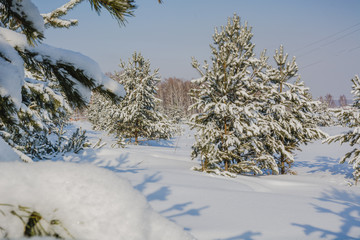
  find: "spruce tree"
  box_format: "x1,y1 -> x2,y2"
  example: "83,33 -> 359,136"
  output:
326,75 -> 360,184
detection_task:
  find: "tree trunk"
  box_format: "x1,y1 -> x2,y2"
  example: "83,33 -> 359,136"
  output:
222,62 -> 230,172
280,154 -> 285,174
202,158 -> 208,171
224,121 -> 229,172
135,131 -> 138,145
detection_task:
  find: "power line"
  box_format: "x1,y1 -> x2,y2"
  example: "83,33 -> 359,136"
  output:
347,45 -> 360,53
295,22 -> 360,70
298,42 -> 360,71
297,27 -> 360,58
299,60 -> 323,70
317,27 -> 360,49
294,21 -> 360,54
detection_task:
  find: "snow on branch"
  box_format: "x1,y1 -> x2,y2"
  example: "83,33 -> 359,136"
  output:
22,43 -> 125,108
0,26 -> 124,109
0,30 -> 25,108
0,0 -> 44,44
41,0 -> 82,29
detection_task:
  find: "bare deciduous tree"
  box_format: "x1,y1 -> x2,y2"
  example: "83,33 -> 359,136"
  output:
324,94 -> 336,108
156,77 -> 197,120
339,95 -> 348,107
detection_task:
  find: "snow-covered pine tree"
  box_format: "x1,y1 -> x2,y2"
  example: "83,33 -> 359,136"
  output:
87,90 -> 129,147
87,90 -> 116,132
264,45 -> 326,174
189,14 -> 326,175
314,97 -> 334,127
88,52 -> 174,144
189,14 -> 275,175
326,75 -> 360,184
0,0 -> 137,160
6,73 -> 74,159
114,52 -> 173,144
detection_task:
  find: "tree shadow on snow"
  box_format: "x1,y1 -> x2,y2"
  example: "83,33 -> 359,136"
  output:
138,138 -> 176,148
292,188 -> 360,239
158,201 -> 209,227
133,172 -> 173,202
134,172 -> 210,232
93,153 -> 146,174
146,186 -> 172,202
166,205 -> 209,219
294,156 -> 353,179
156,201 -> 210,232
135,172 -> 163,192
58,147 -> 146,174
215,231 -> 262,240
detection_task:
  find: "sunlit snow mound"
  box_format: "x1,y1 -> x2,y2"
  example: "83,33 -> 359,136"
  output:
0,162 -> 194,240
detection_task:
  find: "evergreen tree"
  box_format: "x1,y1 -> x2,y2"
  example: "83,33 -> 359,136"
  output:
316,96 -> 334,126
326,75 -> 360,184
0,0 -> 146,160
87,91 -> 115,132
88,52 -> 174,144
265,45 -> 326,174
189,14 -> 273,174
189,14 -> 325,175
115,52 -> 174,143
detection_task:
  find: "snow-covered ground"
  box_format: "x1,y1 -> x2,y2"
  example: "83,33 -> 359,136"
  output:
2,121 -> 360,240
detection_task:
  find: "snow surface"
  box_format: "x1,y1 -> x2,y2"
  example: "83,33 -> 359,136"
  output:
0,138 -> 21,162
0,162 -> 194,240
2,122 -> 360,240
63,122 -> 360,240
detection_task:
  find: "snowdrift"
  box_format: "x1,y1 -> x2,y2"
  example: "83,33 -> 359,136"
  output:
0,161 -> 194,240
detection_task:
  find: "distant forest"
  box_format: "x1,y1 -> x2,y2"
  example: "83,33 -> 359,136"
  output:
91,75 -> 349,122
155,78 -> 350,120
156,77 -> 198,120
318,94 -> 350,108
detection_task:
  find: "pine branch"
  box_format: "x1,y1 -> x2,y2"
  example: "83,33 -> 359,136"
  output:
0,95 -> 18,127
20,49 -> 96,109
87,0 -> 136,25
41,0 -> 82,28
0,0 -> 44,44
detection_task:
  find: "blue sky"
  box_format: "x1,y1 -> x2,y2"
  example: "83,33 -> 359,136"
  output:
33,0 -> 360,99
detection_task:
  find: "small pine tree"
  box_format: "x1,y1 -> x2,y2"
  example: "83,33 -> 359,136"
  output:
88,52 -> 174,144
116,52 -> 174,143
87,91 -> 117,132
265,45 -> 326,174
326,75 -> 360,184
